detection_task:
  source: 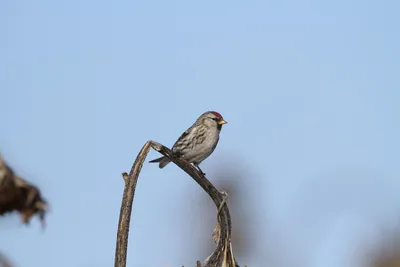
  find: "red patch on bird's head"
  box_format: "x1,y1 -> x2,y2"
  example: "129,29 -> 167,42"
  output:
211,111 -> 222,118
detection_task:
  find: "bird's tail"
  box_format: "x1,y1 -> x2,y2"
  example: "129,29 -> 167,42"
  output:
148,156 -> 171,169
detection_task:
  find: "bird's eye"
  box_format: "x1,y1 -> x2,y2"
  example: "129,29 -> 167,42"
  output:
212,118 -> 218,121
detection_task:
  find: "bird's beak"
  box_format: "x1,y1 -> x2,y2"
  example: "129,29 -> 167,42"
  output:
218,119 -> 227,125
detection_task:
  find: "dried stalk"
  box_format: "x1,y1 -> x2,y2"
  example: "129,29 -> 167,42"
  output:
114,141 -> 238,267
114,142 -> 151,267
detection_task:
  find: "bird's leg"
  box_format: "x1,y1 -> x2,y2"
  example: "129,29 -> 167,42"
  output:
193,163 -> 206,176
217,191 -> 228,216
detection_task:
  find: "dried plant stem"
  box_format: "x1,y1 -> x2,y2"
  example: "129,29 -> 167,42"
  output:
114,141 -> 151,267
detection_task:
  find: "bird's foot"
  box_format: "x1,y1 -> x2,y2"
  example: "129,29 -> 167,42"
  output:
193,164 -> 206,176
217,191 -> 229,216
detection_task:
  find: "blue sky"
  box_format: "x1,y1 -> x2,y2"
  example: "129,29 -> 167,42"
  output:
1,1 -> 399,266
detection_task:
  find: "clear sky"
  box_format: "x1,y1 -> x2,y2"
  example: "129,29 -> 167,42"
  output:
1,1 -> 399,267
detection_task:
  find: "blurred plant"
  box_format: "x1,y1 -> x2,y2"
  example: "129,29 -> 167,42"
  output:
0,252 -> 14,267
0,154 -> 47,226
363,226 -> 400,267
369,239 -> 400,267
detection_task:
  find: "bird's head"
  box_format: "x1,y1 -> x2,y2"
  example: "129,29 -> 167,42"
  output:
199,111 -> 227,130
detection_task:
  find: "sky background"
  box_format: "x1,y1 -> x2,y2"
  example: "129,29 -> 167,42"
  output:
1,0 -> 400,267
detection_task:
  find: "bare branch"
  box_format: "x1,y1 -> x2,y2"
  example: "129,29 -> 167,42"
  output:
114,141 -> 239,267
114,141 -> 152,267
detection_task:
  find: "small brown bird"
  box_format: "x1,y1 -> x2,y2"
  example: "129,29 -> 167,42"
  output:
149,111 -> 227,174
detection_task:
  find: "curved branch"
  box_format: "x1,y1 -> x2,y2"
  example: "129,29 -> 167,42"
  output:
114,141 -> 238,267
150,141 -> 238,266
114,141 -> 151,267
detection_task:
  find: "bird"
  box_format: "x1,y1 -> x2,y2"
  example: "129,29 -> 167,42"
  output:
149,111 -> 227,175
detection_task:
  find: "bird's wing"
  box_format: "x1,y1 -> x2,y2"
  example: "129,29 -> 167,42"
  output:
172,123 -> 208,154
171,126 -> 196,153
